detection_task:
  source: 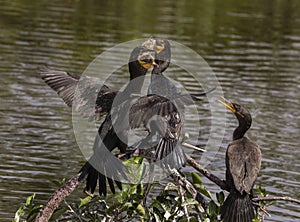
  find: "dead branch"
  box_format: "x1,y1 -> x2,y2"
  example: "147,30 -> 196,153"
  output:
187,157 -> 300,205
35,173 -> 83,222
168,167 -> 208,210
34,155 -> 300,222
252,196 -> 300,204
187,156 -> 230,192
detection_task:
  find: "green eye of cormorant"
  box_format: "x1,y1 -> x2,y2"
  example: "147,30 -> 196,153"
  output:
233,103 -> 241,111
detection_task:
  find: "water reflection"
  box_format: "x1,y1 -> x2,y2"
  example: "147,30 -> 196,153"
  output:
0,0 -> 299,221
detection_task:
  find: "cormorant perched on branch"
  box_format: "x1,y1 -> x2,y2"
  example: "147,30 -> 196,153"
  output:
78,46 -> 158,196
41,45 -> 157,196
137,38 -> 208,167
218,98 -> 261,222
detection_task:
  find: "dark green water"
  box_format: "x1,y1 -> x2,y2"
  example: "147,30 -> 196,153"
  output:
1,0 -> 299,221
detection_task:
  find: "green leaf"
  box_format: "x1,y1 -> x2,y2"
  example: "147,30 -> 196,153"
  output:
136,184 -> 143,195
13,206 -> 24,222
189,216 -> 201,222
207,200 -> 218,217
52,178 -> 66,187
216,192 -> 225,205
152,209 -> 163,221
54,207 -> 71,220
79,195 -> 92,207
27,205 -> 43,222
198,186 -> 212,199
136,204 -> 146,217
25,194 -> 35,206
181,198 -> 198,207
256,185 -> 266,197
122,202 -> 132,211
52,180 -> 61,187
191,172 -> 202,186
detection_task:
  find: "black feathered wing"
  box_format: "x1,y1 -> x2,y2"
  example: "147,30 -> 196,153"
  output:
40,68 -> 80,107
40,67 -> 116,121
129,95 -> 187,168
79,113 -> 129,196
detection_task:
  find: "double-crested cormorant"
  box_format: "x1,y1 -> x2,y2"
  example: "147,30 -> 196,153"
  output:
41,45 -> 157,196
138,38 -> 209,167
79,45 -> 160,196
135,38 -> 188,167
218,98 -> 261,222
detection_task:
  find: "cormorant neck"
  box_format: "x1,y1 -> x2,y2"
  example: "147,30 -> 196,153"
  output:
125,75 -> 146,94
126,61 -> 148,94
233,118 -> 251,140
129,64 -> 147,80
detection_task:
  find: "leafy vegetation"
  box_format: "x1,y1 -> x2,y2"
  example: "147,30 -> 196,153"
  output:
14,157 -> 270,222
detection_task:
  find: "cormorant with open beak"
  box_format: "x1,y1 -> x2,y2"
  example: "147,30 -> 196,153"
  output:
218,98 -> 261,222
41,45 -> 157,196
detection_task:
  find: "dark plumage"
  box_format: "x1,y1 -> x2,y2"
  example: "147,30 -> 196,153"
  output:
146,38 -> 214,104
77,46 -> 157,196
218,98 -> 261,222
128,94 -> 186,168
137,38 -> 212,168
40,45 -> 156,122
41,45 -> 157,196
40,69 -> 116,121
40,38 -> 207,196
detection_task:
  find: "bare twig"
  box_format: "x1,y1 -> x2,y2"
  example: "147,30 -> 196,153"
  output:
35,173 -> 83,222
168,167 -> 208,210
187,157 -> 230,192
252,196 -> 300,204
178,185 -> 190,221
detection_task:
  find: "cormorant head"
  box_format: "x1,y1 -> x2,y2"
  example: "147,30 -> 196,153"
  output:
218,97 -> 252,139
142,38 -> 171,74
128,46 -> 157,79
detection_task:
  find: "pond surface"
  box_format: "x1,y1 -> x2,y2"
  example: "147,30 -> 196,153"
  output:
1,0 -> 300,221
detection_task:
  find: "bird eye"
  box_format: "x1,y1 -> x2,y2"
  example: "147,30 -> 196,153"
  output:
234,104 -> 241,111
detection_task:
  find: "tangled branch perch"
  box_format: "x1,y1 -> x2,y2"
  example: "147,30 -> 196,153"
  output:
168,168 -> 208,210
35,173 -> 82,222
35,156 -> 300,221
187,156 -> 230,191
187,156 -> 300,205
252,196 -> 300,204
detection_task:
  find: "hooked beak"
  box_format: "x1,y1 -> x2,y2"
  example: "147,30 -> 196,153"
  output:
152,60 -> 158,67
154,44 -> 165,54
148,53 -> 158,67
218,97 -> 236,113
